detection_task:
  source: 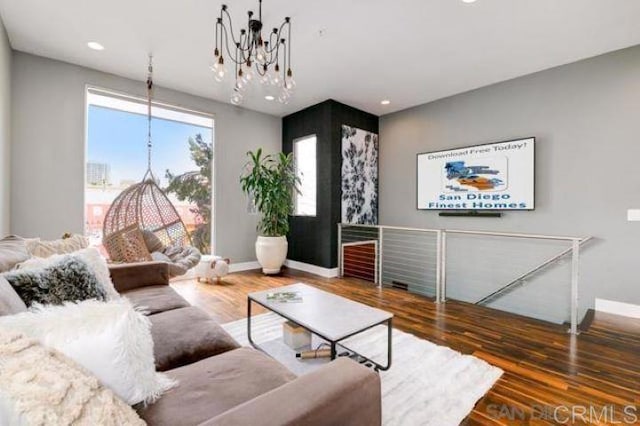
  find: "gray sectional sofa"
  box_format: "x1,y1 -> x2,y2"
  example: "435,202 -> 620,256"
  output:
12,261 -> 382,425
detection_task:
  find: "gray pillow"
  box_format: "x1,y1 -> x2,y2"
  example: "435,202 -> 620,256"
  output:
3,257 -> 107,307
0,235 -> 30,273
0,276 -> 27,316
142,230 -> 165,253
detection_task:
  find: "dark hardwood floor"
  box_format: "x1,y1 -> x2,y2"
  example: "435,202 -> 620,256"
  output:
171,268 -> 640,425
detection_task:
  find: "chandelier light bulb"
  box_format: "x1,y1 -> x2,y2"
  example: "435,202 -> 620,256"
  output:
254,44 -> 267,65
278,89 -> 291,104
284,69 -> 296,90
243,62 -> 255,83
259,67 -> 270,85
211,56 -> 226,82
284,78 -> 295,90
270,65 -> 282,87
230,89 -> 243,105
214,69 -> 226,82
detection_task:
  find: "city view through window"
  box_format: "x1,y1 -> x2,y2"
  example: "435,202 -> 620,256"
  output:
85,90 -> 214,255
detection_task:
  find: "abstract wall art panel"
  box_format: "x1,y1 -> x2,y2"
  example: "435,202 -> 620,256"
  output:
341,125 -> 379,224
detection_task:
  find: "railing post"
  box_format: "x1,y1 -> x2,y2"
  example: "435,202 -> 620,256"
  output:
440,230 -> 447,302
435,230 -> 442,303
570,239 -> 580,334
378,227 -> 384,288
337,223 -> 342,278
374,240 -> 379,286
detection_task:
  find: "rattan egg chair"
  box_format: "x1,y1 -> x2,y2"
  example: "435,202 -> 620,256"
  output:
102,57 -> 200,275
102,170 -> 192,258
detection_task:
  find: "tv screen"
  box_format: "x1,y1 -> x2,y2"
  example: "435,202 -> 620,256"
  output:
417,137 -> 535,210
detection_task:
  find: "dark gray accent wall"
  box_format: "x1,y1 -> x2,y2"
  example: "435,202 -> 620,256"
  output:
283,100 -> 378,269
379,44 -> 640,312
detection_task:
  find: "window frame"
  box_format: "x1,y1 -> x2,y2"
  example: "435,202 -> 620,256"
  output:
292,134 -> 318,217
83,85 -> 216,254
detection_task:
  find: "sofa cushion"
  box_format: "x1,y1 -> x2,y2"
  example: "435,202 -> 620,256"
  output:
138,347 -> 295,426
0,235 -> 30,273
0,276 -> 27,316
122,285 -> 189,315
150,306 -> 240,371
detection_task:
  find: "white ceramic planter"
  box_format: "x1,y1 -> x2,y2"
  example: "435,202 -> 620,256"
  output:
255,236 -> 288,274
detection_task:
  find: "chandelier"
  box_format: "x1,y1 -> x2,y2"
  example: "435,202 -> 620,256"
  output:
211,0 -> 295,105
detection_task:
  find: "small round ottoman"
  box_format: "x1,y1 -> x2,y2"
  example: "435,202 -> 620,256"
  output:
195,255 -> 231,283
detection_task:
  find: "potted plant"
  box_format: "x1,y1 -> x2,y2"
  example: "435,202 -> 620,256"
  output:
240,148 -> 300,274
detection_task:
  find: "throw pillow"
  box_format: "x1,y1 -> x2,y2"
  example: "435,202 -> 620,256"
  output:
0,235 -> 30,273
0,299 -> 177,406
3,256 -> 107,306
142,229 -> 165,253
0,276 -> 27,316
0,326 -> 145,425
18,247 -> 119,300
28,234 -> 89,258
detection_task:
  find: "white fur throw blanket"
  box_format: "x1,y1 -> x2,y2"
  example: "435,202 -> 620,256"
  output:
0,326 -> 145,426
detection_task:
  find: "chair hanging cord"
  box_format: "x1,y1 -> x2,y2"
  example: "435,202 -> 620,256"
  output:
146,55 -> 154,171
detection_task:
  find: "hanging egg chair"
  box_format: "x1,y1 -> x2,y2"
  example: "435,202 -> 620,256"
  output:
102,56 -> 201,275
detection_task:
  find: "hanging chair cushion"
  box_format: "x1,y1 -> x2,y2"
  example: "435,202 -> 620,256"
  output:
162,246 -> 201,277
150,252 -> 186,277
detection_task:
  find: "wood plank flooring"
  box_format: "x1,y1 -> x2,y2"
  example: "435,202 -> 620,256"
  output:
171,268 -> 640,425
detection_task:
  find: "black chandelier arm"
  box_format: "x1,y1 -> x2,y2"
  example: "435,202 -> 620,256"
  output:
214,1 -> 293,82
238,31 -> 248,63
263,21 -> 289,68
287,17 -> 292,71
220,23 -> 250,65
221,6 -> 259,63
281,39 -> 288,78
266,21 -> 288,54
234,42 -> 239,80
221,7 -> 243,49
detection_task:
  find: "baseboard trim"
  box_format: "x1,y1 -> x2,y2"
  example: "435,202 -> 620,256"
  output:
177,259 -> 335,278
229,261 -> 262,273
284,259 -> 339,278
595,298 -> 640,319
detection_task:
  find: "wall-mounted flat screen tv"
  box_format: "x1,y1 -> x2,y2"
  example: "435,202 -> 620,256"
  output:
417,137 -> 535,210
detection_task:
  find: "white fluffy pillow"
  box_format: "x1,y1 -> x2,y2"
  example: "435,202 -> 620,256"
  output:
18,247 -> 119,300
0,299 -> 176,405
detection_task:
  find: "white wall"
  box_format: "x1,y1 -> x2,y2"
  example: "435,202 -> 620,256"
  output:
0,17 -> 10,235
10,52 -> 280,262
379,45 -> 640,317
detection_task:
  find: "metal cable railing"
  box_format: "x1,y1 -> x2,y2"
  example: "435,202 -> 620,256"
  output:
338,223 -> 590,334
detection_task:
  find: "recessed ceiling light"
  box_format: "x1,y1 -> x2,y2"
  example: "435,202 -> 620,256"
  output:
265,95 -> 275,101
87,42 -> 104,51
462,0 -> 477,3
381,100 -> 391,105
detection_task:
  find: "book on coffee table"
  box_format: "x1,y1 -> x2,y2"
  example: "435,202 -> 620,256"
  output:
266,291 -> 303,303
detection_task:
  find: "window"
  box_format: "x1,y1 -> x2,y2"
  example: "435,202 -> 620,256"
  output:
293,135 -> 317,216
85,88 -> 214,254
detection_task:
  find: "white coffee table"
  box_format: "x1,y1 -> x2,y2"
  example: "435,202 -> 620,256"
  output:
248,283 -> 393,371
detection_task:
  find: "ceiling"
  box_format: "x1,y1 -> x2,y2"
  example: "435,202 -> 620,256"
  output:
2,0 -> 640,117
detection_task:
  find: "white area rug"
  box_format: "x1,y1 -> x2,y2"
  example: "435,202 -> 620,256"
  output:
222,313 -> 503,426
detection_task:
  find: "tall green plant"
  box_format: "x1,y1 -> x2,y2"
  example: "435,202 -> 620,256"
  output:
240,148 -> 300,237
